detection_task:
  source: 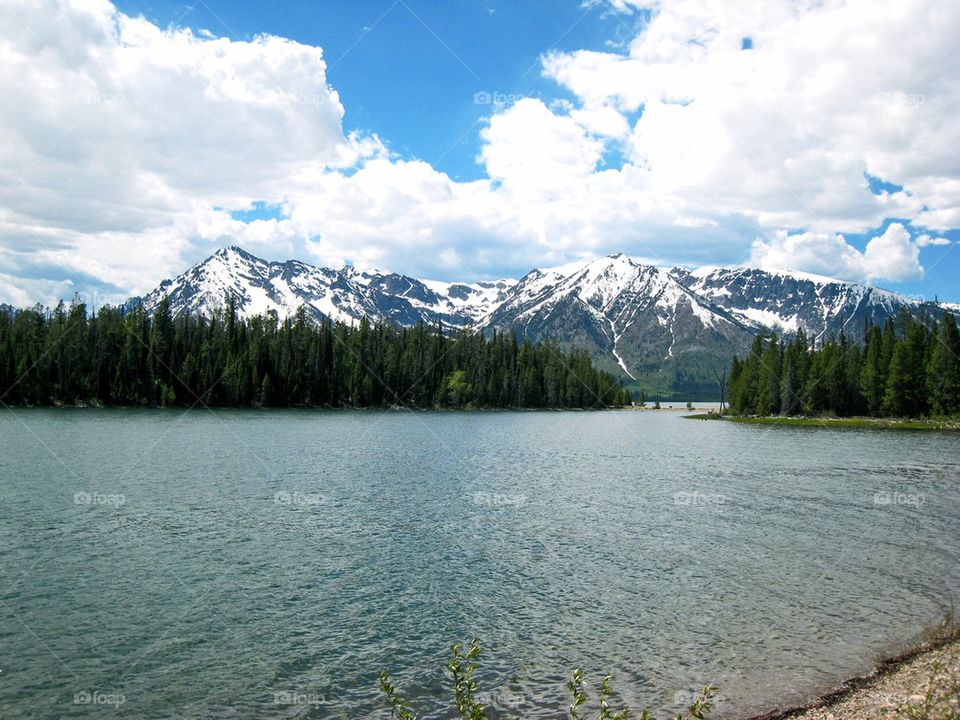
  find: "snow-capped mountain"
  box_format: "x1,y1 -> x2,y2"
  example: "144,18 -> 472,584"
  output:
485,256 -> 950,393
132,246 -> 514,329
482,254 -> 754,387
677,266 -> 909,340
130,246 -> 952,395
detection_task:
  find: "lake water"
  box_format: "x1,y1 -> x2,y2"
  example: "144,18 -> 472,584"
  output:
1,409 -> 958,719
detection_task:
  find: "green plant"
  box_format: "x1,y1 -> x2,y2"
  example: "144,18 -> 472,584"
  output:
678,685 -> 718,720
568,668 -> 587,718
379,639 -> 486,720
597,673 -> 630,720
380,640 -> 718,720
379,670 -> 417,720
448,639 -> 486,720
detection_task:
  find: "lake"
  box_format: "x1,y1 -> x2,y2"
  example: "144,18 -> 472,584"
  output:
1,409 -> 958,718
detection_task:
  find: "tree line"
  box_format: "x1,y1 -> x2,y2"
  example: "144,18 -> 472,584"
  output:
728,311 -> 960,418
0,297 -> 632,409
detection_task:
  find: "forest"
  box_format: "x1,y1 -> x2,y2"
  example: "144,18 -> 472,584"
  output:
728,311 -> 960,418
0,297 -> 632,409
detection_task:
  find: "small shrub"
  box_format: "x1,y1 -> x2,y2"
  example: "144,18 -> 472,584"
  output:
379,639 -> 718,719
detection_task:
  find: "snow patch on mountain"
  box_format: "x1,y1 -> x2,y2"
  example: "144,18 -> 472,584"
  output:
135,246 -> 514,329
132,247 -> 952,387
733,308 -> 801,333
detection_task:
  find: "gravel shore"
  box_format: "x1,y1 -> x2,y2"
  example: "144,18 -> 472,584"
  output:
750,639 -> 960,720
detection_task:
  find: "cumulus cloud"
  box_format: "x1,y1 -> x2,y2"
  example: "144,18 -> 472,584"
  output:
750,223 -> 925,283
915,235 -> 951,247
0,0 -> 958,306
544,0 -> 958,234
479,99 -> 604,195
0,0 -> 350,303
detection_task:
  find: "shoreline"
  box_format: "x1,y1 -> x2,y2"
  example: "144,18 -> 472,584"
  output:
685,414 -> 960,431
744,634 -> 960,720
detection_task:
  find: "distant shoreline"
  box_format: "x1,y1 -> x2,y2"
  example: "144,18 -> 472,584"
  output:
684,414 -> 960,431
0,403 -> 630,412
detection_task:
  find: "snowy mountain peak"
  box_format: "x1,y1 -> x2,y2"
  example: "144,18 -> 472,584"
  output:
217,244 -> 252,258
131,247 -> 953,394
688,264 -> 844,286
134,247 -> 512,329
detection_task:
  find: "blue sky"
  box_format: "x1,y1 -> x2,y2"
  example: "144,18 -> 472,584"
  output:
0,0 -> 958,305
115,0 -> 644,182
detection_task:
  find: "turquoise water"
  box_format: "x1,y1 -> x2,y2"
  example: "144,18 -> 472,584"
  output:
1,409 -> 958,718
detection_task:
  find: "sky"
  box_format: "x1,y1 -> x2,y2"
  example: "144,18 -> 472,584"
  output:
1,0 -> 958,308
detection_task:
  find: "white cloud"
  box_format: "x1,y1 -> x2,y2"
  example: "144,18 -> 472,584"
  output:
750,223 -> 925,283
586,0 -> 643,12
544,0 -> 960,234
915,234 -> 951,247
568,105 -> 631,140
861,224 -> 925,282
0,0 -> 958,306
0,0 -> 349,303
479,99 -> 605,195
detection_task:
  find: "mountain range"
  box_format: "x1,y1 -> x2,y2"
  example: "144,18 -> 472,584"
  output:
128,246 -> 956,396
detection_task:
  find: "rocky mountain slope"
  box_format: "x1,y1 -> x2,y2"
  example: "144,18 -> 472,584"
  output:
133,246 -> 514,330
129,247 -> 951,396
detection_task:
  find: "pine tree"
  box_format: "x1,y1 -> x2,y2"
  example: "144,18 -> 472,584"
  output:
882,342 -> 910,417
0,298 -> 630,410
780,349 -> 799,416
755,337 -> 782,416
730,336 -> 763,414
859,325 -> 883,415
259,374 -> 272,407
929,314 -> 960,416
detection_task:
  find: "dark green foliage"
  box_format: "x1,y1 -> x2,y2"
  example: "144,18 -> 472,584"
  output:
0,298 -> 628,409
728,312 -> 960,419
929,314 -> 960,416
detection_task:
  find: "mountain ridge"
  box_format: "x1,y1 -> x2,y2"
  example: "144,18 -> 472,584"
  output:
128,246 -> 952,395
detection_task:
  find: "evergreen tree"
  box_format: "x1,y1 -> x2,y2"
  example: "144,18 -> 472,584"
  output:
928,314 -> 960,416
780,349 -> 799,416
755,337 -> 782,416
859,325 -> 884,415
727,311 -> 959,419
0,299 -> 630,411
882,343 -> 910,417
